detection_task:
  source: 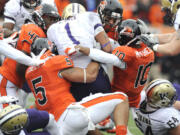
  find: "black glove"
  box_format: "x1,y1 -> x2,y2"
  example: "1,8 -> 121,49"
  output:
138,34 -> 158,50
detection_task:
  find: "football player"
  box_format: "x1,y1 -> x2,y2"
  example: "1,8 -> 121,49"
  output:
0,11 -> 51,108
0,39 -> 45,67
97,0 -> 123,40
3,0 -> 42,38
32,3 -> 112,102
0,104 -> 60,135
72,19 -> 155,108
131,79 -> 180,135
25,37 -> 129,135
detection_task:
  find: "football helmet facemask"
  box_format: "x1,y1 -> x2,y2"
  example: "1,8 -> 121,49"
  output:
145,79 -> 177,109
0,105 -> 28,135
32,3 -> 60,31
97,0 -> 123,27
31,38 -> 58,55
21,0 -> 41,9
62,3 -> 86,20
118,19 -> 141,46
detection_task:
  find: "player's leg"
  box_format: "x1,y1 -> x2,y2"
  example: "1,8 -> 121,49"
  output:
0,74 -> 18,109
81,92 -> 129,135
57,105 -> 90,135
25,109 -> 60,135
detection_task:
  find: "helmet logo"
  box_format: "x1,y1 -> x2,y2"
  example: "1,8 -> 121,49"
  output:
159,92 -> 168,100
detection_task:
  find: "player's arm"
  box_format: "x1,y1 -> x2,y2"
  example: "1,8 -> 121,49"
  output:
91,12 -> 112,53
168,125 -> 180,135
173,101 -> 180,110
95,31 -> 112,53
75,45 -> 125,69
3,0 -> 18,38
153,33 -> 180,56
0,40 -> 43,66
61,61 -> 99,83
3,23 -> 16,38
154,32 -> 175,44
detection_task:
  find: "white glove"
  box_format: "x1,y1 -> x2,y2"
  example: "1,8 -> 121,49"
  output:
30,48 -> 47,66
64,46 -> 79,56
3,32 -> 19,47
0,96 -> 19,104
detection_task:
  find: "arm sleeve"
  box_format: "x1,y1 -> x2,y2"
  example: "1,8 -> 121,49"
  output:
0,40 -> 35,66
89,48 -> 126,69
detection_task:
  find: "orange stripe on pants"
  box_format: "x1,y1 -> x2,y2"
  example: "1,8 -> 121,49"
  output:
81,93 -> 126,108
0,77 -> 8,108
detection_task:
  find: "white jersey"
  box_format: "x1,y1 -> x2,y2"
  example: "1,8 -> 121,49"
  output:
3,0 -> 33,31
131,94 -> 180,135
174,8 -> 180,30
47,12 -> 104,68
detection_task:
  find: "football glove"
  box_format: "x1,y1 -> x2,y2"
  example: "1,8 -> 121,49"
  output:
138,34 -> 159,50
0,96 -> 19,104
64,46 -> 80,56
30,48 -> 47,66
3,31 -> 19,47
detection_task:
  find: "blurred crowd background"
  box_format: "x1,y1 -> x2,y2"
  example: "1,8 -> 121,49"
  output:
0,0 -> 179,84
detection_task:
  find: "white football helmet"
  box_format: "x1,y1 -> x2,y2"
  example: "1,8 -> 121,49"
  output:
62,3 -> 86,20
161,0 -> 180,14
145,79 -> 177,109
0,105 -> 28,135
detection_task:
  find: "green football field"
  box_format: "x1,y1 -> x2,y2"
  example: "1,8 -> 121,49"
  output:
26,94 -> 143,135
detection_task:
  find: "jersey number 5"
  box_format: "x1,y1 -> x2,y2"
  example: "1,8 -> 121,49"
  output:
32,76 -> 47,106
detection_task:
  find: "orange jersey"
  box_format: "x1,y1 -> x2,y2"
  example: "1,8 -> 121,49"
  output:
25,51 -> 75,121
111,43 -> 155,107
0,24 -> 46,88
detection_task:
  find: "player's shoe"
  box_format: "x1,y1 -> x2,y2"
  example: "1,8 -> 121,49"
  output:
96,117 -> 114,130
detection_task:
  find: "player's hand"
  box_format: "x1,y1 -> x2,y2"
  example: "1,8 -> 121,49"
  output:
0,96 -> 19,104
30,48 -> 47,66
64,46 -> 80,56
138,34 -> 158,50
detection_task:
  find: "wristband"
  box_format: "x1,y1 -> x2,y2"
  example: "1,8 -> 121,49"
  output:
153,44 -> 159,51
102,41 -> 110,48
